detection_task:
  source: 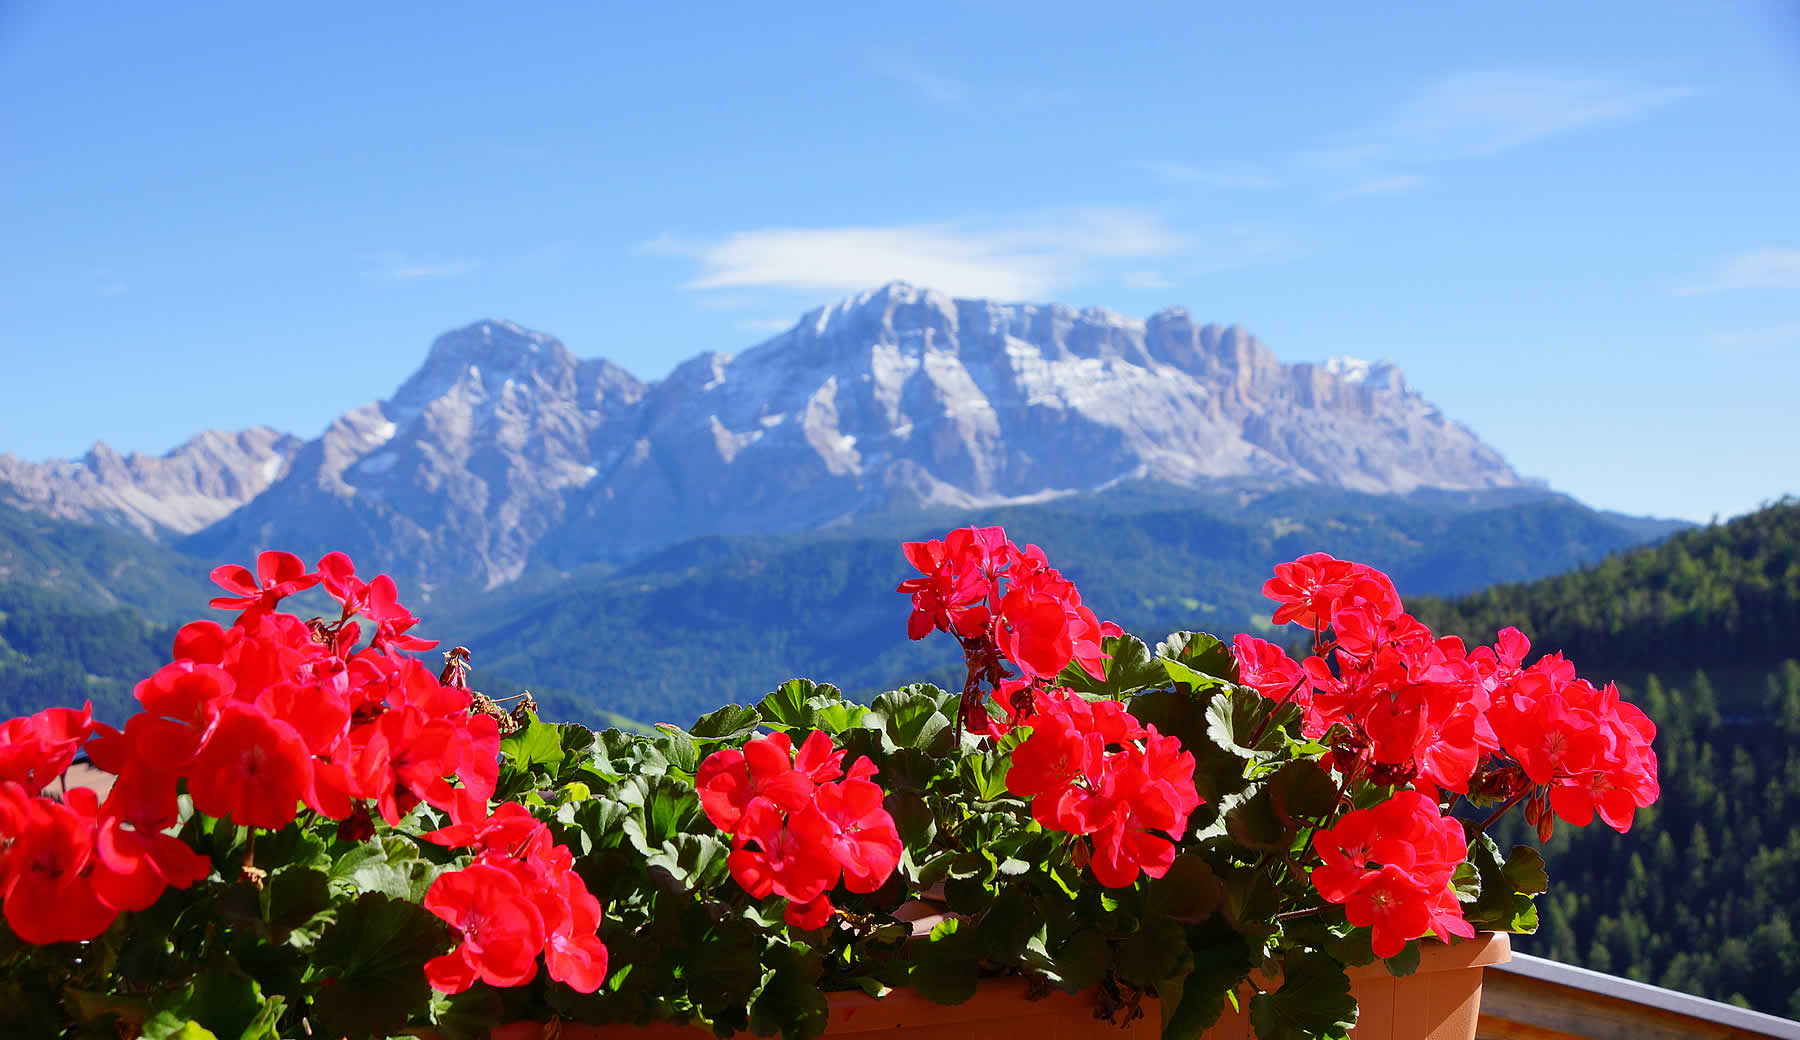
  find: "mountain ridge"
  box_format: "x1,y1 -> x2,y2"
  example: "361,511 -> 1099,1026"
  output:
0,426 -> 302,539
166,283 -> 1536,585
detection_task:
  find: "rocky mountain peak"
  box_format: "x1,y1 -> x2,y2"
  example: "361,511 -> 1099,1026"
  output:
0,426 -> 301,538
21,285 -> 1530,587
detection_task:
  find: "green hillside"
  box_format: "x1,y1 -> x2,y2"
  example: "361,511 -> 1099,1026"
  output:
0,500 -> 215,623
447,489 -> 1679,727
1417,499 -> 1800,1017
1413,497 -> 1799,678
0,583 -> 174,722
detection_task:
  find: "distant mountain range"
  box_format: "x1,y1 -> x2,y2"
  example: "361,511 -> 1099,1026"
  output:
0,427 -> 300,540
5,283 -> 1547,588
0,282 -> 1698,730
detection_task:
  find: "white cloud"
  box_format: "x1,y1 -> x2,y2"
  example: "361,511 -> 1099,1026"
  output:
1132,160 -> 1277,190
645,208 -> 1195,300
1122,271 -> 1172,290
363,252 -> 476,281
1679,248 -> 1800,295
1329,174 -> 1427,202
1311,67 -> 1696,168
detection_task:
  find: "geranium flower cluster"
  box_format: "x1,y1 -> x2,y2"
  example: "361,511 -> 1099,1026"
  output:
1235,552 -> 1663,954
1239,552 -> 1660,834
0,704 -> 208,943
898,527 -> 1119,731
1476,632 -> 1660,837
420,803 -> 609,994
1309,791 -> 1475,958
696,731 -> 902,929
1004,689 -> 1203,888
0,550 -> 505,945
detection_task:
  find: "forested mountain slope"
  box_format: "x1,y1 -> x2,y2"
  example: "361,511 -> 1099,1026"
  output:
448,489 -> 1675,726
1419,499 -> 1800,1017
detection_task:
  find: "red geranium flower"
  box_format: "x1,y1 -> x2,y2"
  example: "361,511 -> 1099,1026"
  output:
423,862 -> 547,993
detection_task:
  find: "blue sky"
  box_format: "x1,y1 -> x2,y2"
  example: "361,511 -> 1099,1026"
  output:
2,1 -> 1797,522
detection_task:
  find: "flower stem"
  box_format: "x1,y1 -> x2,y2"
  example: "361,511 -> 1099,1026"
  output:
1474,787 -> 1534,836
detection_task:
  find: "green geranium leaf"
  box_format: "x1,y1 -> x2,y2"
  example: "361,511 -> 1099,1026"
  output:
1057,634 -> 1168,700
1460,833 -> 1542,934
653,724 -> 698,775
1383,941 -> 1422,978
155,955 -> 262,1040
687,704 -> 760,744
644,832 -> 730,892
1020,926 -> 1110,993
1248,949 -> 1357,1040
310,893 -> 451,1040
1221,867 -> 1281,938
958,750 -> 1013,802
327,839 -> 444,903
748,942 -> 828,1040
1157,631 -> 1241,689
429,987 -> 504,1040
759,678 -> 842,731
263,865 -> 331,938
1163,919 -> 1258,1039
1127,687 -> 1250,802
500,711 -> 565,773
559,721 -> 598,762
139,1017 -> 220,1040
905,918 -> 984,1005
1222,789 -> 1288,853
869,688 -> 954,754
1451,861 -> 1481,904
1501,845 -> 1549,895
621,775 -> 703,855
1207,686 -> 1300,757
1267,759 -> 1339,826
687,918 -> 766,1023
1115,919 -> 1188,987
1147,854 -> 1224,924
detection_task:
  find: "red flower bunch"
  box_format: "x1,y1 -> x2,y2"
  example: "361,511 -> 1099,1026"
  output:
0,707 -> 210,943
1243,553 -> 1660,836
897,526 -> 1119,732
420,803 -> 609,994
1309,790 -> 1475,958
1478,634 -> 1660,837
1005,689 -> 1203,888
696,731 -> 902,929
0,550 -> 503,945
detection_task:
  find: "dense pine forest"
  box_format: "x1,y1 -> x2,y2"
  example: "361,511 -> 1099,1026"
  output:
1417,498 -> 1800,1017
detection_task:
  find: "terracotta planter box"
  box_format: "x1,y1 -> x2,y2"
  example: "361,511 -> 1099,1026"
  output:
1209,932 -> 1513,1040
491,933 -> 1510,1040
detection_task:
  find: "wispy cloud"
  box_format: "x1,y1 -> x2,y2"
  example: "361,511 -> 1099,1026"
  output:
643,208 -> 1200,300
363,251 -> 477,282
1132,160 -> 1277,190
1678,248 -> 1800,295
876,59 -> 962,103
1708,320 -> 1800,348
1329,174 -> 1427,202
1311,67 -> 1697,169
1122,270 -> 1172,290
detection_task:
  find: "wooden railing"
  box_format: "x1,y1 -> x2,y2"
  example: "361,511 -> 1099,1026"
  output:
1477,953 -> 1800,1040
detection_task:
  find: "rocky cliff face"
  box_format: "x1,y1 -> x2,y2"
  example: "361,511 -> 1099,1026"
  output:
540,284 -> 1521,569
185,320 -> 646,586
0,427 -> 302,539
21,284 -> 1525,586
